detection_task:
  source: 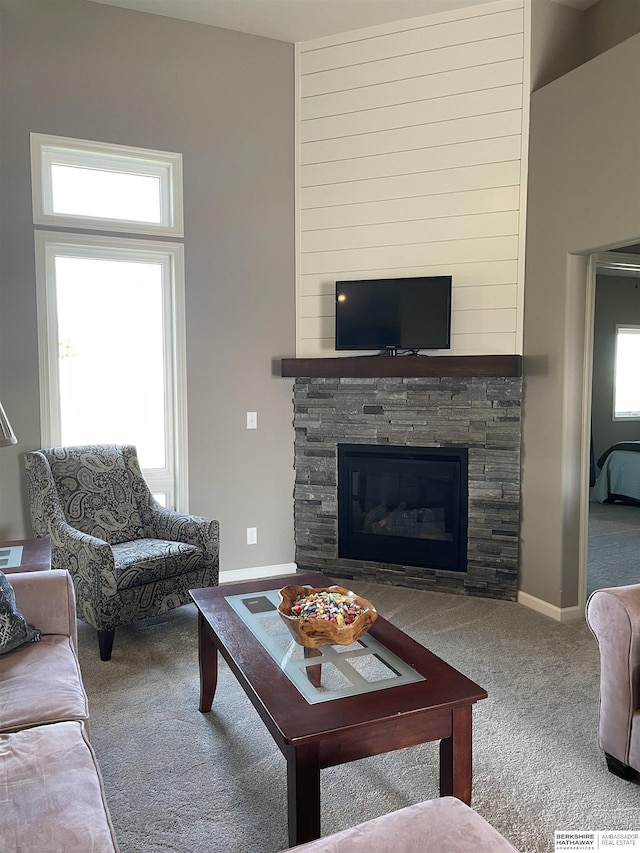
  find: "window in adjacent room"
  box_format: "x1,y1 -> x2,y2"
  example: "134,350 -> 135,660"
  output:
31,135 -> 186,509
613,325 -> 640,420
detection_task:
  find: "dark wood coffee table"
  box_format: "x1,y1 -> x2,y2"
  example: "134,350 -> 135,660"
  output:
190,572 -> 487,846
0,537 -> 51,573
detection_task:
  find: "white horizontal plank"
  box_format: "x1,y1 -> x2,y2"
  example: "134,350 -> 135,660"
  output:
300,307 -> 516,338
300,283 -> 517,319
301,136 -> 522,188
300,59 -> 523,121
448,331 -> 518,354
296,331 -> 519,358
453,283 -> 517,310
300,8 -> 523,77
300,235 -> 519,275
297,336 -> 349,357
301,293 -> 333,318
301,34 -> 523,99
301,186 -> 520,231
300,315 -> 330,340
301,160 -> 522,209
301,210 -> 519,253
301,86 -> 522,147
454,307 -> 516,334
299,260 -> 519,297
301,108 -> 522,166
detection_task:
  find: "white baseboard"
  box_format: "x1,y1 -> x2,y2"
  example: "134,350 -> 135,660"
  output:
220,563 -> 298,584
517,590 -> 584,623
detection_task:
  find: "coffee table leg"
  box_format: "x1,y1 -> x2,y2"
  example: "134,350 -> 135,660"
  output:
286,742 -> 321,846
304,646 -> 322,688
439,704 -> 473,805
198,612 -> 218,713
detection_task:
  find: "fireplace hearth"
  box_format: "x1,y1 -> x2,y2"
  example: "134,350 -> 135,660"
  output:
337,444 -> 468,572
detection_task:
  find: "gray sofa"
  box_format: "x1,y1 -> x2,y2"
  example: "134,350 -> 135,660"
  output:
289,796 -> 519,852
587,583 -> 640,779
0,570 -> 118,853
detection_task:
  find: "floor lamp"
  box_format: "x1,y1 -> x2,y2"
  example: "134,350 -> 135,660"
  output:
0,401 -> 17,447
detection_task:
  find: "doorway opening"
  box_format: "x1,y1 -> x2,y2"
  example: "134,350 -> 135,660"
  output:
582,251 -> 640,601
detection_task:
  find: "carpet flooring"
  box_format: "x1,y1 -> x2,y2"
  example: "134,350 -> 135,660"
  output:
588,499 -> 640,595
77,576 -> 640,853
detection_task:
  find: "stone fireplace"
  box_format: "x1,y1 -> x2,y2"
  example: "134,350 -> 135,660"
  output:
283,356 -> 522,601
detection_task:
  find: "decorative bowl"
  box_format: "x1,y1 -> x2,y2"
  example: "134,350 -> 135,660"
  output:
277,584 -> 377,649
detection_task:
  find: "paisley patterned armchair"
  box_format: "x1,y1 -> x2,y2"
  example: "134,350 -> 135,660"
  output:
25,444 -> 219,660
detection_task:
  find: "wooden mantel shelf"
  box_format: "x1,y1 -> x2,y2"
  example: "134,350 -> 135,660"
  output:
281,354 -> 522,379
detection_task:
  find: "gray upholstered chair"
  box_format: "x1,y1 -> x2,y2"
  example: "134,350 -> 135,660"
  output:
25,444 -> 219,661
586,585 -> 640,780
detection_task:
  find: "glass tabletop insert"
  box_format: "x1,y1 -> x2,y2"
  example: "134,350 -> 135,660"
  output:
225,587 -> 425,704
0,545 -> 23,569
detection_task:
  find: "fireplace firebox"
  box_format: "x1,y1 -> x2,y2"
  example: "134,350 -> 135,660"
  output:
337,444 -> 468,572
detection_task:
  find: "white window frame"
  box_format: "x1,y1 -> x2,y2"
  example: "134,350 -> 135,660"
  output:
30,133 -> 184,237
33,231 -> 189,511
613,324 -> 640,421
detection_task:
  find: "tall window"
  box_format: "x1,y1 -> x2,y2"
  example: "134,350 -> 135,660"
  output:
614,325 -> 640,420
31,134 -> 187,509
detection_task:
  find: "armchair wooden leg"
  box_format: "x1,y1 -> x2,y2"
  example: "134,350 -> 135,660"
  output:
98,629 -> 115,661
605,753 -> 638,781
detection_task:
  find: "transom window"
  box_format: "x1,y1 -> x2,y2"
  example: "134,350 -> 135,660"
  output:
31,133 -> 183,237
614,325 -> 640,420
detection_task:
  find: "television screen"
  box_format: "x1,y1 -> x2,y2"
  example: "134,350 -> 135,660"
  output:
335,276 -> 452,353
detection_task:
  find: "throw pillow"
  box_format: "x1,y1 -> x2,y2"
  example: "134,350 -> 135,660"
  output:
0,572 -> 41,655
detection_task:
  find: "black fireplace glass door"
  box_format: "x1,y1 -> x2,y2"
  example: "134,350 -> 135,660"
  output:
337,445 -> 468,572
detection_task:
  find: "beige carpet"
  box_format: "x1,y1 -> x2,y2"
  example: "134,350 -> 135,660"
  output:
77,579 -> 640,853
588,499 -> 640,595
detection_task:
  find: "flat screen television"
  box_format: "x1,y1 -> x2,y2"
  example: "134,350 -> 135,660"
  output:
335,276 -> 452,353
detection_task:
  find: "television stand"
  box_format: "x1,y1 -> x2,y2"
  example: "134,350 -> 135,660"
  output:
377,348 -> 426,357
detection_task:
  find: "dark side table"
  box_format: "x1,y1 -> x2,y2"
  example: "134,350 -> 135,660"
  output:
0,537 -> 51,573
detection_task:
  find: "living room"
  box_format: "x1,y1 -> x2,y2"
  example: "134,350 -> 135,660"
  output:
3,0 -> 640,851
4,0 -> 640,617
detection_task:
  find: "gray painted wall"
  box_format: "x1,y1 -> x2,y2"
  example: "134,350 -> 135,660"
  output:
530,0 -> 584,91
522,33 -> 640,610
591,274 -> 640,464
0,0 -> 296,573
583,0 -> 640,61
529,0 -> 640,93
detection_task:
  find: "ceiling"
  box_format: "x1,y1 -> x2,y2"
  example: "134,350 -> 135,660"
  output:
88,0 -> 599,43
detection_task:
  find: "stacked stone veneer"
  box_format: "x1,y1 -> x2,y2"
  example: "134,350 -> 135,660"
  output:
293,376 -> 521,601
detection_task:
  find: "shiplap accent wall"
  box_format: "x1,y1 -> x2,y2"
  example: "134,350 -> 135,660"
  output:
295,0 -> 528,357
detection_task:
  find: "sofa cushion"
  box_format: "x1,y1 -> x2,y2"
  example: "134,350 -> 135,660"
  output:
0,720 -> 118,853
289,797 -> 519,853
0,635 -> 88,733
9,570 -> 77,651
0,572 -> 40,656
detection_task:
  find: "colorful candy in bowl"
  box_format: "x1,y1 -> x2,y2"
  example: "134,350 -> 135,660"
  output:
277,584 -> 377,649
